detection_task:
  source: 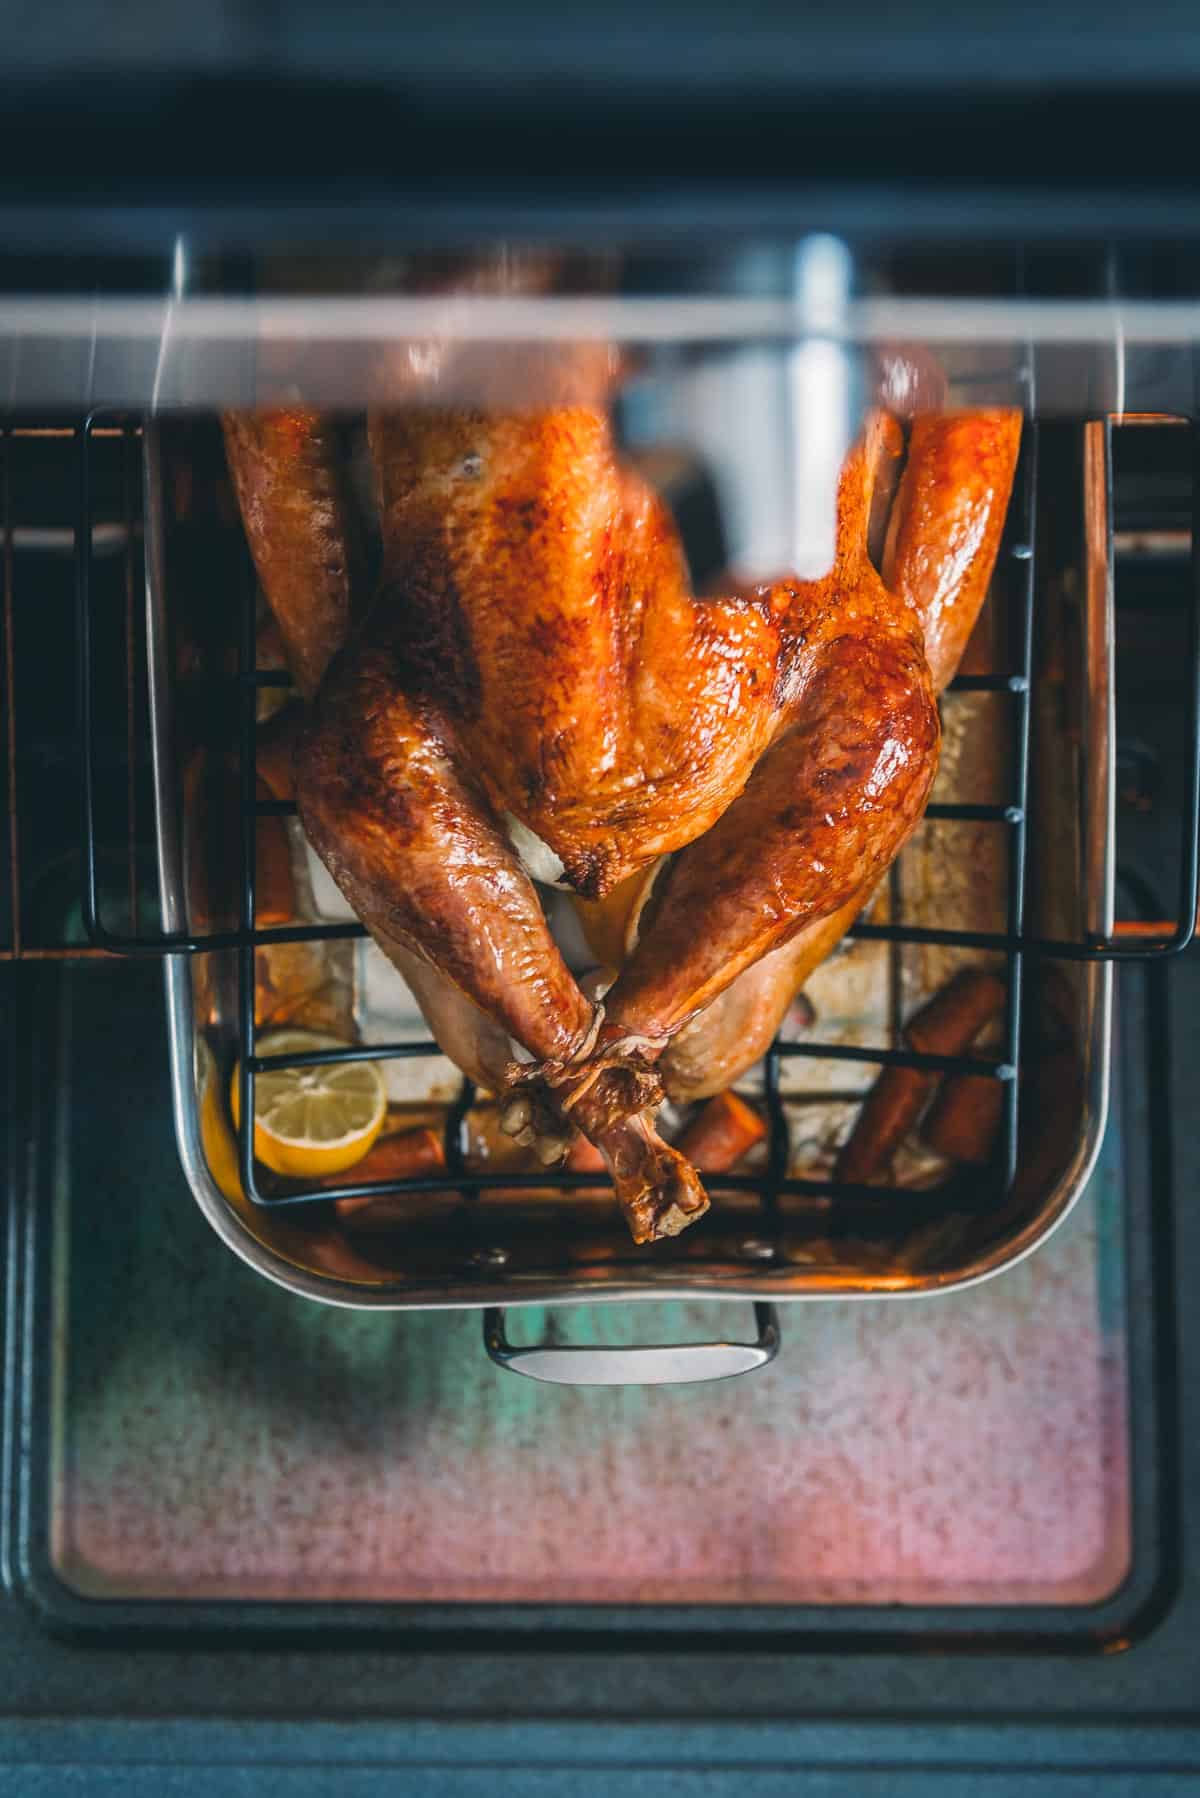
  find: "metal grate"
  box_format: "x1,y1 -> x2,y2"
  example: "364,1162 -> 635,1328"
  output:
1,419 -> 147,962
8,405 -> 1199,1219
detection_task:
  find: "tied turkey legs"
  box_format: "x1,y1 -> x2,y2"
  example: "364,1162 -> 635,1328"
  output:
226,367 -> 1013,1245
294,396 -> 938,1244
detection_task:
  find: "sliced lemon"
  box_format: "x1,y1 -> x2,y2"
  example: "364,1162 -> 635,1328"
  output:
230,1028 -> 387,1179
197,1038 -> 246,1205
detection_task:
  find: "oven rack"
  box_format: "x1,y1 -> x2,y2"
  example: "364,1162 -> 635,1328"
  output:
3,408 -> 1198,1221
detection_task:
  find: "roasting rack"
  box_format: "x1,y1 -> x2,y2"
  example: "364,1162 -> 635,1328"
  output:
3,401 -> 1198,1233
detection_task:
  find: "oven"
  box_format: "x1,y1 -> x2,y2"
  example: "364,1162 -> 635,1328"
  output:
4,14 -> 1200,1790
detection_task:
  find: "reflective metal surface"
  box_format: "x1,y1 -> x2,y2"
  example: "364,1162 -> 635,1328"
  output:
150,414 -> 1113,1318
36,958 -> 1133,1608
0,291 -> 1195,412
483,1303 -> 781,1385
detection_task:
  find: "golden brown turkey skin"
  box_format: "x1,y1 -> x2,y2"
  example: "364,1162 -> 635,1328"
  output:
296,404 -> 939,1241
660,408 -> 1022,1102
222,411 -> 363,699
555,556 -> 940,1192
299,653 -> 596,1069
226,356 -> 1009,1243
882,410 -> 1023,692
363,403 -> 784,900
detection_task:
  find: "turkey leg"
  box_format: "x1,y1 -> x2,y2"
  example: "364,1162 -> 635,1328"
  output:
660,408 -> 1022,1102
297,634 -> 708,1235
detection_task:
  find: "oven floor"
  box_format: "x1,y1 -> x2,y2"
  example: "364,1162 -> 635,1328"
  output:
45,962 -> 1130,1607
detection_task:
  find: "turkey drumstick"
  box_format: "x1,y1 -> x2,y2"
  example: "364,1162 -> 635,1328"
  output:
659,407 -> 1022,1104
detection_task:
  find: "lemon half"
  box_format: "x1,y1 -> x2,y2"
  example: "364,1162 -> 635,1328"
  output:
230,1029 -> 387,1179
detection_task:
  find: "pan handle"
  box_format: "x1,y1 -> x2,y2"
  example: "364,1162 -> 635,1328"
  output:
482,1303 -> 780,1386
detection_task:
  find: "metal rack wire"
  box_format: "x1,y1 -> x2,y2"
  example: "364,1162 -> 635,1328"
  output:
6,406 -> 1199,1224
1,419 -> 146,962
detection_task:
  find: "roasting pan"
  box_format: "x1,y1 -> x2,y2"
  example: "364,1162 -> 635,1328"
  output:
146,395 -> 1114,1382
